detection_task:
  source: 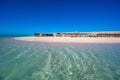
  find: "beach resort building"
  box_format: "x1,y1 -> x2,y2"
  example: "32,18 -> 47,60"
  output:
34,31 -> 120,37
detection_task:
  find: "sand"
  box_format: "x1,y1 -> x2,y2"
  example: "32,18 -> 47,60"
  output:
13,36 -> 120,44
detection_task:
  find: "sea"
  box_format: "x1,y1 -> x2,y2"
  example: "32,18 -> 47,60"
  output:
0,36 -> 120,80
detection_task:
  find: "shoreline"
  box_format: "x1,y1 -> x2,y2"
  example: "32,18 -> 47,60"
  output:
13,36 -> 120,44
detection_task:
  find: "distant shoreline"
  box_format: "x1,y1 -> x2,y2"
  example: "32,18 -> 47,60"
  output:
0,35 -> 31,38
13,36 -> 120,44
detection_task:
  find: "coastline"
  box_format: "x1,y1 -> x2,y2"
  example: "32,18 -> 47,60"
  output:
13,36 -> 120,44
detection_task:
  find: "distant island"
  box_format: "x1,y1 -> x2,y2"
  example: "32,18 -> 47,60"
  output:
11,31 -> 120,44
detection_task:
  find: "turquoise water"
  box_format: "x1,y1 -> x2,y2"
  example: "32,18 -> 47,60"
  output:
0,35 -> 30,38
0,38 -> 120,80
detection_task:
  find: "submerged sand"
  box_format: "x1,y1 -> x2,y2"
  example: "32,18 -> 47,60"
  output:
13,36 -> 120,44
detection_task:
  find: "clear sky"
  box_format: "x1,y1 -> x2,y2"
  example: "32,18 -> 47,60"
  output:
0,0 -> 120,35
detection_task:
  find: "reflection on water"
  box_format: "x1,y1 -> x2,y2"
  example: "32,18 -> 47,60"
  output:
0,39 -> 120,80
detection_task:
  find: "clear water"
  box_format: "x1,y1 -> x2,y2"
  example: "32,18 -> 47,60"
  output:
0,38 -> 120,80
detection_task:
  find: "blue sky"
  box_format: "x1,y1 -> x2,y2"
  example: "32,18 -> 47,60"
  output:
0,0 -> 120,35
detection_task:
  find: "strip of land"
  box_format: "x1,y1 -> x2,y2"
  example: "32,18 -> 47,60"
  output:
13,36 -> 120,44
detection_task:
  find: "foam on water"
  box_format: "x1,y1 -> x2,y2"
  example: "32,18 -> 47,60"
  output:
0,39 -> 120,80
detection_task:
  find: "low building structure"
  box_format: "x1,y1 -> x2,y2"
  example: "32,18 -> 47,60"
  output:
34,31 -> 120,37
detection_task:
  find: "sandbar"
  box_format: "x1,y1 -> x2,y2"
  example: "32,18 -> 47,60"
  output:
13,36 -> 120,44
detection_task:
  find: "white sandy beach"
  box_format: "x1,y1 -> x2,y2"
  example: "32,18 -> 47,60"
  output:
13,36 -> 120,44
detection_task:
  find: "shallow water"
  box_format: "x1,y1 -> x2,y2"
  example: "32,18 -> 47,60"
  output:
0,39 -> 120,80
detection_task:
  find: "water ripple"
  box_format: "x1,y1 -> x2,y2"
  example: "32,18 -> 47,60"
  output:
0,39 -> 120,80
